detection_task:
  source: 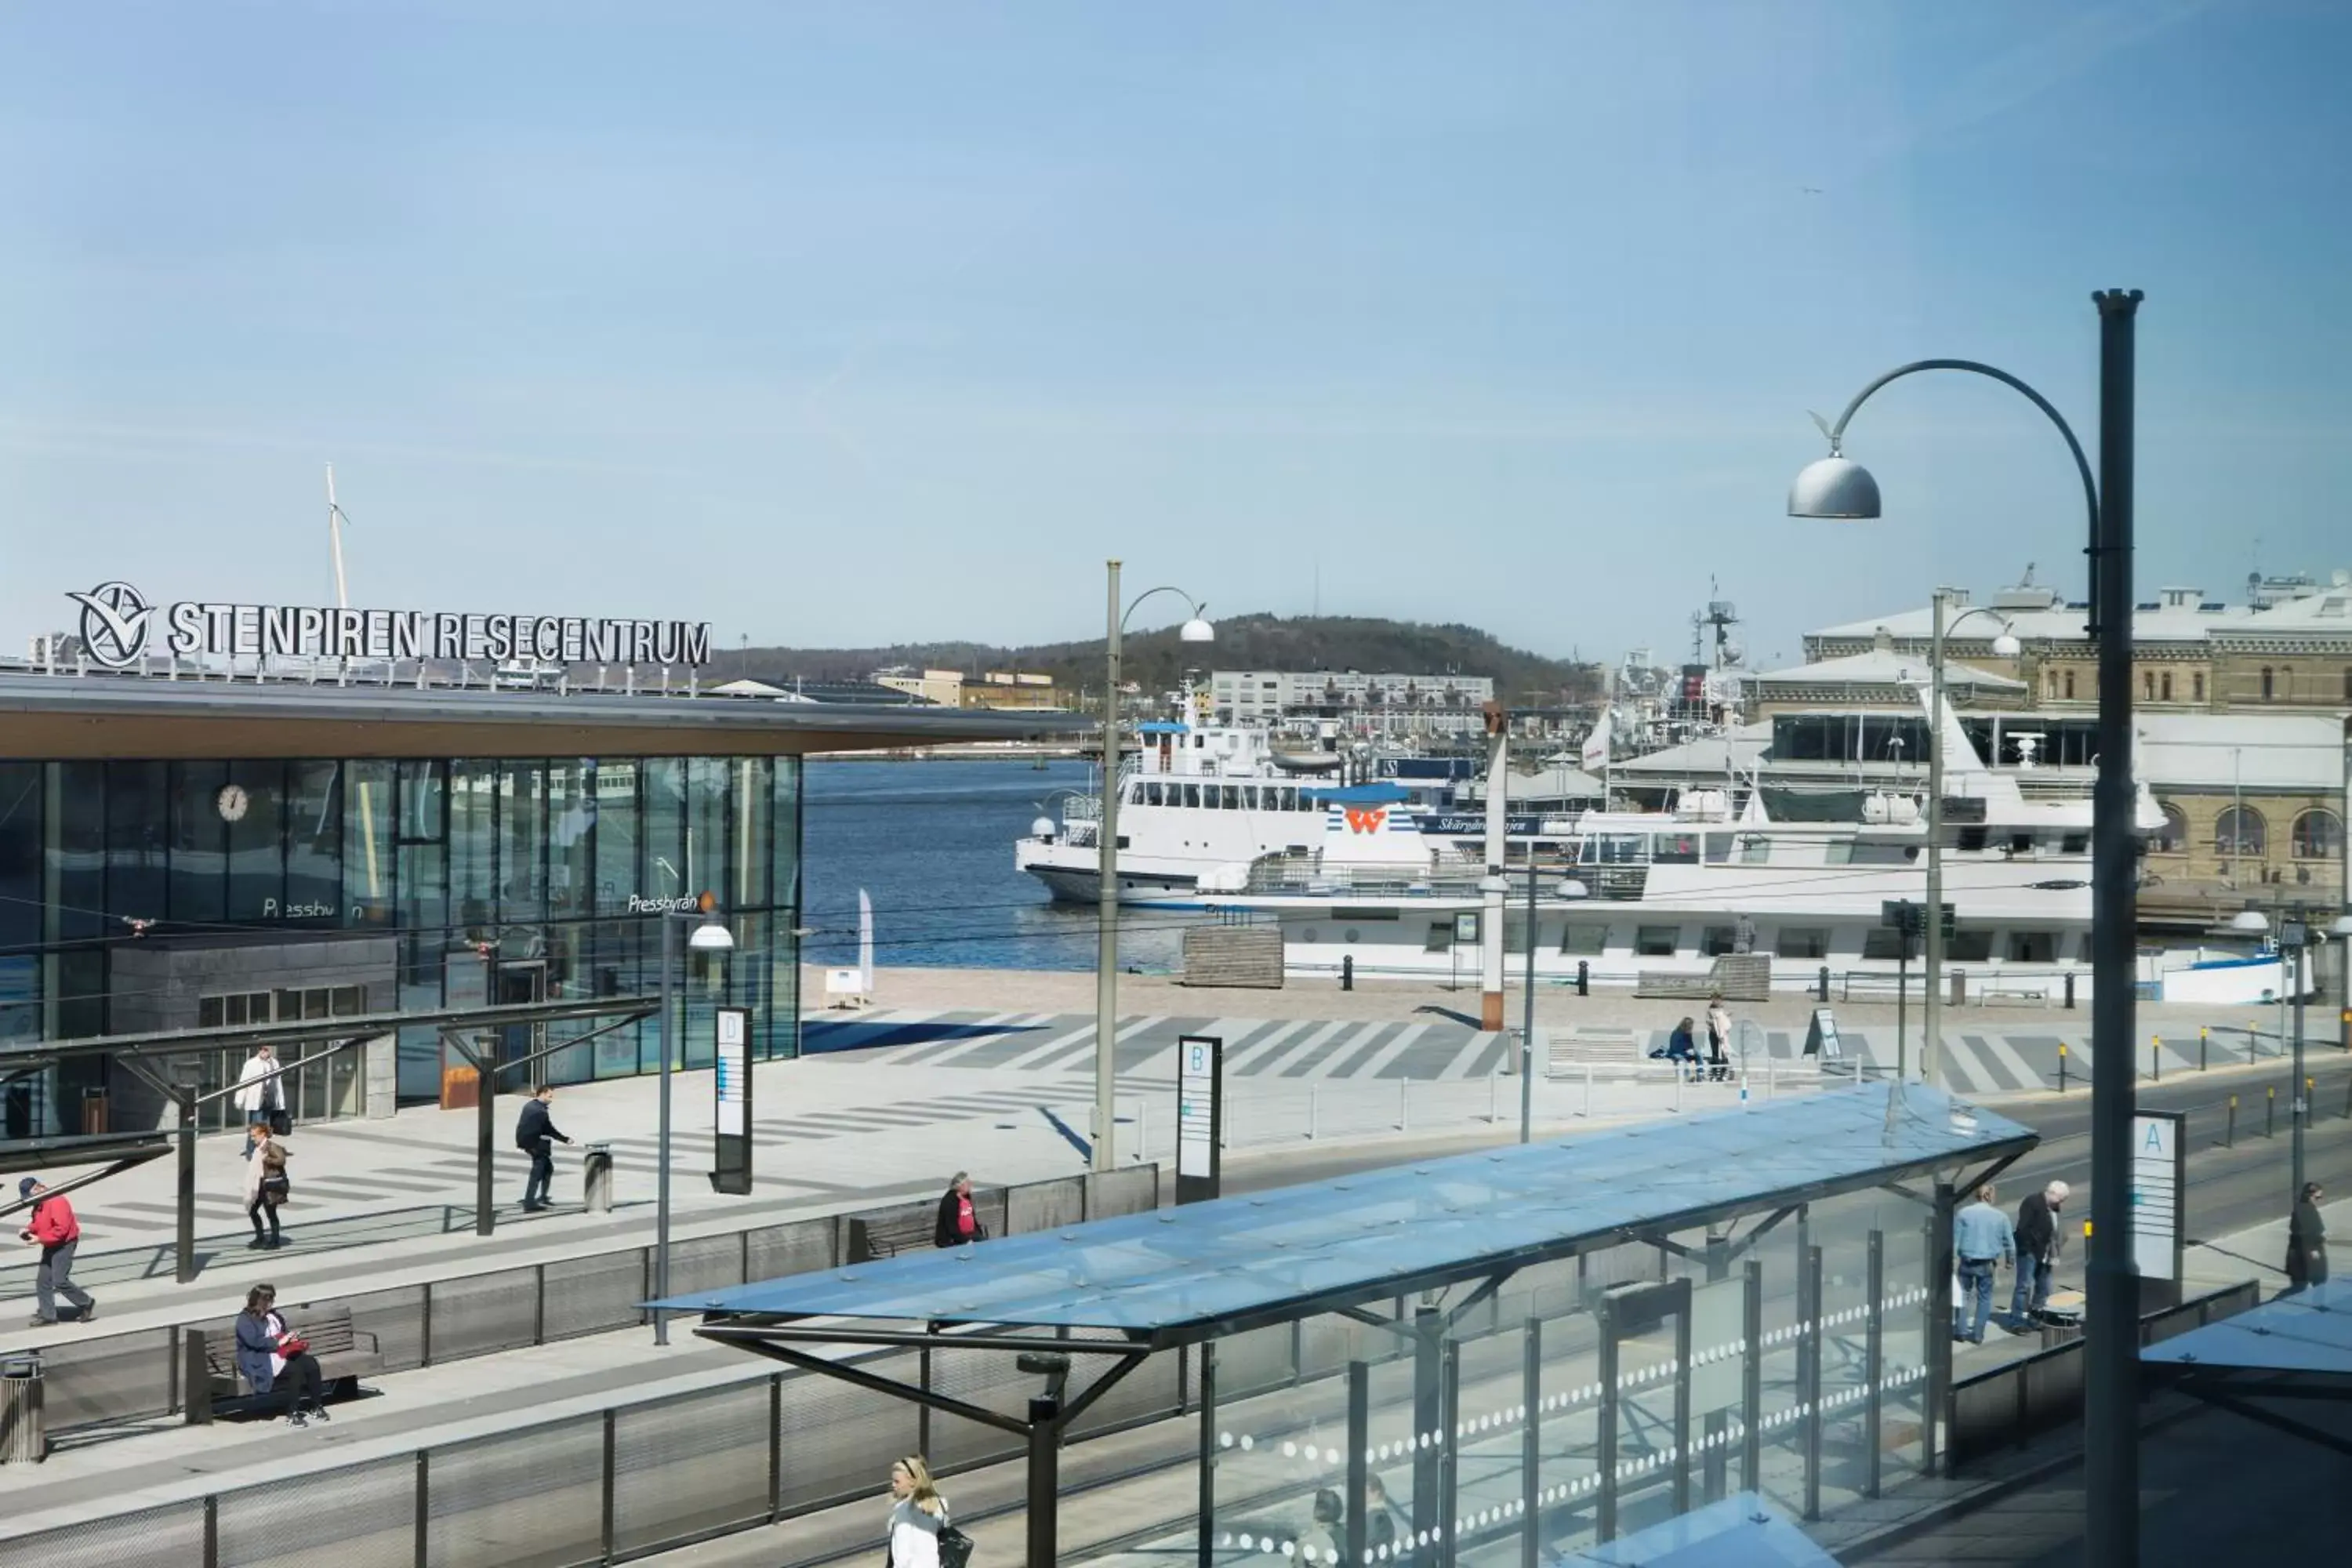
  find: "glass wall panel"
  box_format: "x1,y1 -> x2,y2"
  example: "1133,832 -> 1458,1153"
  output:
52,763 -> 107,942
448,759 -> 498,941
224,760 -> 286,923
769,758 -> 802,1058
684,757 -> 729,902
104,761 -> 170,924
540,919 -> 597,1086
344,760 -> 396,926
732,911 -> 770,1062
284,760 -> 342,924
593,762 -> 641,915
498,760 -> 546,923
730,757 -> 771,916
547,760 -> 596,921
588,918 -> 648,1076
641,758 -> 687,904
0,764 -> 40,952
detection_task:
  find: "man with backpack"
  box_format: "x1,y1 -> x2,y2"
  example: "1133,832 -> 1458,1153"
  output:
515,1085 -> 573,1212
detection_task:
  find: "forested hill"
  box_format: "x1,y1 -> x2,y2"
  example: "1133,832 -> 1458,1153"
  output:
706,614 -> 1602,705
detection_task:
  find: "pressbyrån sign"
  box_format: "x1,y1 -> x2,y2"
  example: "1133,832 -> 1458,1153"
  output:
65,580 -> 712,671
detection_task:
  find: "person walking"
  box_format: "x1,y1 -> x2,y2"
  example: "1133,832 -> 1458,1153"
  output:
1704,995 -> 1733,1082
934,1173 -> 986,1248
2007,1181 -> 2068,1329
17,1178 -> 96,1327
2286,1181 -> 2328,1293
245,1131 -> 292,1249
515,1085 -> 572,1212
234,1283 -> 326,1428
233,1045 -> 285,1156
1951,1182 -> 2013,1345
884,1455 -> 951,1568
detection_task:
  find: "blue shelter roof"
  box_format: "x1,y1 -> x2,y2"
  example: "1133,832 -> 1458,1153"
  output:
2141,1274 -> 2352,1375
654,1086 -> 2033,1350
1299,782 -> 1414,805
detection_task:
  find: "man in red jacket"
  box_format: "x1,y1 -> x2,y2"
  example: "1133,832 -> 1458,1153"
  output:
17,1178 -> 96,1327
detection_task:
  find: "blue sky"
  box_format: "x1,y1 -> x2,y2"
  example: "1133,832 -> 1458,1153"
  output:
3,1 -> 2347,669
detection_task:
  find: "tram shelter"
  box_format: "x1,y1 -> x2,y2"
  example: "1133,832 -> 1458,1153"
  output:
660,1083 -> 2036,1564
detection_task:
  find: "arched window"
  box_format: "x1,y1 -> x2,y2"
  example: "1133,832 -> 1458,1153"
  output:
2259,666 -> 2274,701
2215,805 -> 2267,857
2344,666 -> 2352,702
2151,802 -> 2188,854
2291,809 -> 2343,860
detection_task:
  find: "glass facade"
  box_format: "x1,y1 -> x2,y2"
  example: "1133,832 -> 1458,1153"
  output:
0,755 -> 802,1124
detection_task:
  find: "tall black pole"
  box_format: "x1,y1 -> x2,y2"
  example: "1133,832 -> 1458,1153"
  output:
2085,285 -> 2143,1568
654,911 -> 677,1345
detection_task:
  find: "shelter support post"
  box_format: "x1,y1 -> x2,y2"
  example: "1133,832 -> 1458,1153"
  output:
1414,1303 -> 1443,1547
1703,1235 -> 1730,1502
1926,1182 -> 1955,1475
1521,1318 -> 1541,1568
1345,1359 -> 1368,1568
1866,1229 -> 1886,1498
1802,1243 -> 1824,1521
1026,1395 -> 1059,1568
1672,1281 -> 1693,1519
1742,1260 -> 1763,1490
1439,1338 -> 1462,1568
175,1082 -> 197,1284
1200,1345 -> 1221,1568
1597,1290 -> 1621,1543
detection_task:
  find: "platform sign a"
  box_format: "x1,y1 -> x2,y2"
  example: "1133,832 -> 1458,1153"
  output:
1176,1034 -> 1223,1205
2130,1109 -> 2186,1308
710,1006 -> 753,1195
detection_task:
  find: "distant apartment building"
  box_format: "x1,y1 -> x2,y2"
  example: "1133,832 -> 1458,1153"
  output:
1209,670 -> 1496,728
873,666 -> 1067,711
873,667 -> 964,706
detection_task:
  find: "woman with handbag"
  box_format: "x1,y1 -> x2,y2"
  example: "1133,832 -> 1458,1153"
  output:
884,1455 -> 971,1567
245,1134 -> 291,1249
234,1283 -> 326,1428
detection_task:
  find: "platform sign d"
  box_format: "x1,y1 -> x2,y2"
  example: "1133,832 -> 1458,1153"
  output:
711,1006 -> 753,1196
1176,1034 -> 1223,1205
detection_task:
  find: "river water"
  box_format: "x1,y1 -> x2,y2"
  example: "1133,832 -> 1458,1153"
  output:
800,758 -> 1203,972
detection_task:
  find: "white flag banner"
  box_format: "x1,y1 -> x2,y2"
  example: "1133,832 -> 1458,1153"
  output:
1581,707 -> 1611,772
858,888 -> 875,994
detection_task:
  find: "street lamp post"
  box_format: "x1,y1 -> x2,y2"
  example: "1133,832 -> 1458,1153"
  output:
1788,289 -> 2143,1568
1924,593 -> 2021,1086
1096,562 -> 1213,1174
653,899 -> 735,1347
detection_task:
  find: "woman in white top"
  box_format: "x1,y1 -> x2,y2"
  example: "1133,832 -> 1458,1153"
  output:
1704,996 -> 1734,1083
884,1455 -> 949,1567
232,1047 -> 282,1157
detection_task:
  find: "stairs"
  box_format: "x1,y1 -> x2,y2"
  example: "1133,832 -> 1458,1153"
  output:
1180,926 -> 1285,988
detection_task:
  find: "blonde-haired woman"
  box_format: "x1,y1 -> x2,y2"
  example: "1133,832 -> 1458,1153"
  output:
885,1454 -> 949,1567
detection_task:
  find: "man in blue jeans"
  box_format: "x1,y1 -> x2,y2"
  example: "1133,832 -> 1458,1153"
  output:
1951,1182 -> 2014,1345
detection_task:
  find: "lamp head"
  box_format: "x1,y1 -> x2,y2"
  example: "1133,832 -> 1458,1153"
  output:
2328,913 -> 2352,940
1991,631 -> 2023,659
1555,878 -> 1592,901
688,914 -> 735,951
1179,612 -> 1214,644
1788,456 -> 1882,521
2227,909 -> 2270,935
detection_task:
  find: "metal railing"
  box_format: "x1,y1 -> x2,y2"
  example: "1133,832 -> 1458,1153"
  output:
13,1167 -> 1162,1443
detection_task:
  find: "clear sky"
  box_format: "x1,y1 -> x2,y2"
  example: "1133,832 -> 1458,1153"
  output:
3,2 -> 2346,670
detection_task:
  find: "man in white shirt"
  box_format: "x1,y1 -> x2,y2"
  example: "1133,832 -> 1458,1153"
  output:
232,1046 -> 283,1160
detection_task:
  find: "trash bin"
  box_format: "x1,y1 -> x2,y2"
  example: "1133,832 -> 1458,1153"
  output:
583,1142 -> 614,1214
0,1352 -> 44,1465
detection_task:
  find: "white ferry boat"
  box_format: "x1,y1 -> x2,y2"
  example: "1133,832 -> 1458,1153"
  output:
1198,698 -> 2181,995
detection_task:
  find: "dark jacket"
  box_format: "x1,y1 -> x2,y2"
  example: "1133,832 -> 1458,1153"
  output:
2287,1199 -> 2328,1284
516,1099 -> 567,1152
235,1310 -> 286,1394
935,1187 -> 985,1248
1667,1025 -> 1699,1061
2014,1192 -> 2056,1262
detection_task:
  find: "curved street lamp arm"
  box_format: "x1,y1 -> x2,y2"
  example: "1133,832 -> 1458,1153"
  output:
1943,604 -> 2016,638
1120,585 -> 1207,633
1826,360 -> 2101,621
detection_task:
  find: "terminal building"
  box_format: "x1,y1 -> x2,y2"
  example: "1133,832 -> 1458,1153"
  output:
0,580 -> 1084,1139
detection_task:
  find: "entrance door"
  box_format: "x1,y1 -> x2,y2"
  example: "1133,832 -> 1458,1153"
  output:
496,964 -> 546,1090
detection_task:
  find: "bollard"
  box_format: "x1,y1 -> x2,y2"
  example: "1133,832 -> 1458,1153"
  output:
1817,965 -> 1831,1003
2267,1087 -> 2276,1139
582,1142 -> 615,1214
2151,1036 -> 2160,1083
1341,953 -> 1354,992
2226,1095 -> 2237,1149
1577,959 -> 1589,997
2063,971 -> 2076,1010
2057,1044 -> 2068,1094
2199,1029 -> 2208,1072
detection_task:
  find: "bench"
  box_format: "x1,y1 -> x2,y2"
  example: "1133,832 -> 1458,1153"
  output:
1980,983 -> 2052,1005
183,1304 -> 384,1424
847,1199 -> 946,1261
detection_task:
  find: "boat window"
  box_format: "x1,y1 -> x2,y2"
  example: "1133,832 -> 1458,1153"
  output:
1596,833 -> 1646,865
2006,930 -> 2057,963
2061,833 -> 2089,855
1652,833 -> 1700,864
1861,927 -> 1911,961
1143,782 -> 1161,807
1833,842 -> 1917,866
1559,924 -> 1609,956
1704,834 -> 1733,865
1633,924 -> 1681,957
1425,922 -> 1454,953
1241,786 -> 1258,810
2009,833 -> 2035,855
1947,930 -> 1994,963
1700,924 -> 1737,956
1183,784 -> 1201,809
1739,835 -> 1771,865
1776,927 -> 1831,960
1225,786 -> 1243,811
1957,826 -> 1988,852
